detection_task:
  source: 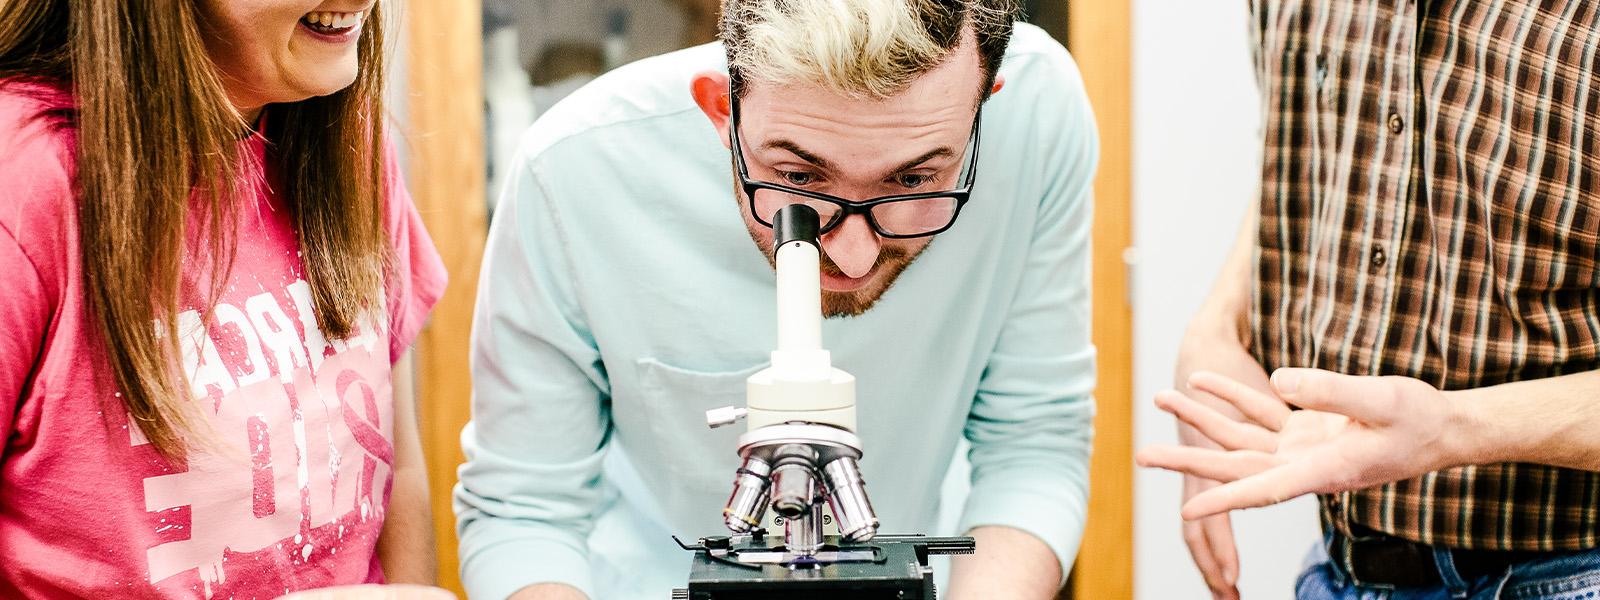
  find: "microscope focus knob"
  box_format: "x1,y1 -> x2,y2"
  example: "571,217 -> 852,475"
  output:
705,406 -> 748,429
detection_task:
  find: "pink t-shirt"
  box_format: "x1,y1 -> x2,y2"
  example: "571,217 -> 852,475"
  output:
0,82 -> 448,598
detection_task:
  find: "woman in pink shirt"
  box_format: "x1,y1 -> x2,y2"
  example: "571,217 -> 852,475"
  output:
0,0 -> 447,597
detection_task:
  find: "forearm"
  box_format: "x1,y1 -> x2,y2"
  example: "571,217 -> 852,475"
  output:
378,351 -> 438,584
946,526 -> 1062,600
1187,201 -> 1259,344
1452,369 -> 1600,471
508,583 -> 588,600
1176,203 -> 1264,432
378,463 -> 437,584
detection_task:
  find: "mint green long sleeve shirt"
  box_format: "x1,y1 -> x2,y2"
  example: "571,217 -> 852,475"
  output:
454,23 -> 1099,599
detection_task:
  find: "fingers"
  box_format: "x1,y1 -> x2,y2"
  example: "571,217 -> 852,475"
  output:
1181,459 -> 1329,520
1137,445 -> 1281,483
1190,370 -> 1292,430
1182,520 -> 1224,591
1183,517 -> 1241,600
1203,515 -> 1241,600
1270,368 -> 1397,425
1155,390 -> 1278,453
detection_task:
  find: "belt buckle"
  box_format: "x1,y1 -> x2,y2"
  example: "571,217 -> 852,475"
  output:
1340,532 -> 1436,589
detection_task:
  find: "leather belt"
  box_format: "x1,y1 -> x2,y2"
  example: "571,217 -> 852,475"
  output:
1334,526 -> 1542,587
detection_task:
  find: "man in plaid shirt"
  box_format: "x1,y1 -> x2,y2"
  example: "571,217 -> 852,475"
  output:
1140,2 -> 1600,599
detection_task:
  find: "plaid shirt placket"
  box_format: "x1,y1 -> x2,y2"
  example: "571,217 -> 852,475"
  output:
1249,0 -> 1600,553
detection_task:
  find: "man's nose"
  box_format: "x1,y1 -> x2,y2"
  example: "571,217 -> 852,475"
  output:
820,214 -> 881,278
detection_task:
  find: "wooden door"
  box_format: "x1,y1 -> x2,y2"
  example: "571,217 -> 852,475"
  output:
1067,0 -> 1136,598
402,2 -> 485,595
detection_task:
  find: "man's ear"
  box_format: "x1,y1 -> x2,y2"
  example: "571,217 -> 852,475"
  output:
691,70 -> 733,150
990,74 -> 1006,97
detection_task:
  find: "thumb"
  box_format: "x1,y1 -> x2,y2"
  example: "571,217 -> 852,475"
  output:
1270,368 -> 1394,425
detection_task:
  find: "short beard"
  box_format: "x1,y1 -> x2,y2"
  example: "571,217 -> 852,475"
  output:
743,220 -> 932,318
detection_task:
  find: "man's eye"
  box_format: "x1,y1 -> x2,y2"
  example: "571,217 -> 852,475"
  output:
780,171 -> 817,186
896,173 -> 931,188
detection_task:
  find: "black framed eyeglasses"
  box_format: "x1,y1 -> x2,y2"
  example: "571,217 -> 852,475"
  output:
729,93 -> 982,239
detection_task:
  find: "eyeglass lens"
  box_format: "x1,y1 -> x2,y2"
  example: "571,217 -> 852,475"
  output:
751,191 -> 960,237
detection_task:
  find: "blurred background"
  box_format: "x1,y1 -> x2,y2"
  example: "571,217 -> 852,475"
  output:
396,0 -> 1318,597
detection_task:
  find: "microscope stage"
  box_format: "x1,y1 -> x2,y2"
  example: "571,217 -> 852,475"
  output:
674,534 -> 973,600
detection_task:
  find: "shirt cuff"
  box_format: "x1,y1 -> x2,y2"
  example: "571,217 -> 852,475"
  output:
957,473 -> 1087,586
460,535 -> 594,600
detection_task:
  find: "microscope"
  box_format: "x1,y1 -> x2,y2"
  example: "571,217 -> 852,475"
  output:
673,205 -> 973,600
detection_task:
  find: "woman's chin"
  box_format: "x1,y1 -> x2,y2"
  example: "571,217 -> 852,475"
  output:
283,70 -> 360,102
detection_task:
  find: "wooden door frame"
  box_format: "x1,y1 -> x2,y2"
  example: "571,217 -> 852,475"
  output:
1068,0 -> 1136,598
402,1 -> 485,595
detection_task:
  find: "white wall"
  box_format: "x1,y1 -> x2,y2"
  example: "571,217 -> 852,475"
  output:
1129,2 -> 1322,598
507,0 -> 688,69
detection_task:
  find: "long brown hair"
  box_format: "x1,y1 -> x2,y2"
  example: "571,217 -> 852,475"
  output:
0,0 -> 391,462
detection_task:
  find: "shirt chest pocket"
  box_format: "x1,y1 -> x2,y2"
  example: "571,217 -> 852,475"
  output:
622,357 -> 768,528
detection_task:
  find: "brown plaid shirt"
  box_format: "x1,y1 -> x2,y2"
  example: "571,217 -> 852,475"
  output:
1249,0 -> 1600,551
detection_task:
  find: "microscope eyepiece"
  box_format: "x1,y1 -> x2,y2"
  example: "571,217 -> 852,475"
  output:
772,203 -> 821,253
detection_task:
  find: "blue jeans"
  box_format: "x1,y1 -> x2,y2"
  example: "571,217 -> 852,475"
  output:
1297,537 -> 1600,600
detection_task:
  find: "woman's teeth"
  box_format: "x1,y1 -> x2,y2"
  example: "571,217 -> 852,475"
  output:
301,10 -> 363,33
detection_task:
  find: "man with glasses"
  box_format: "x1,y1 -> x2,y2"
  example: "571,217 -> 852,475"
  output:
725,90 -> 983,316
456,2 -> 1098,599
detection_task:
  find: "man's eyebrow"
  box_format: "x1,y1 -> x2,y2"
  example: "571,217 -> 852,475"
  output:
762,139 -> 835,171
888,148 -> 954,175
761,141 -> 955,175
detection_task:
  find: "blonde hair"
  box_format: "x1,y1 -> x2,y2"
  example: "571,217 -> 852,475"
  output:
720,0 -> 1020,100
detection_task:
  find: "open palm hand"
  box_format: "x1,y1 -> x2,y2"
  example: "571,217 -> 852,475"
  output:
1137,368 -> 1463,519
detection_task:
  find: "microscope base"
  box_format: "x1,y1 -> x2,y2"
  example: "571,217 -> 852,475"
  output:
673,534 -> 974,600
